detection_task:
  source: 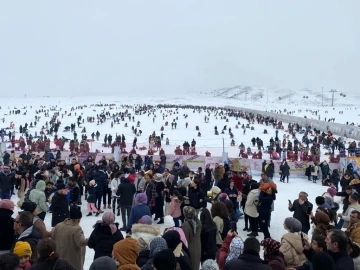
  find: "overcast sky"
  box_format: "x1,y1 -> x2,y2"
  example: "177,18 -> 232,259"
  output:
0,0 -> 359,97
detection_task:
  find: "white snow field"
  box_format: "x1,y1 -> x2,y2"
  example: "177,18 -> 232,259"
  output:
1,92 -> 359,269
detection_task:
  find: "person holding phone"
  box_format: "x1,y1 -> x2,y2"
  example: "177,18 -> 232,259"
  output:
288,192 -> 313,234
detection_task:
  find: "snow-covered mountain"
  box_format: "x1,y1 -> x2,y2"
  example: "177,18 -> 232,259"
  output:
195,85 -> 360,106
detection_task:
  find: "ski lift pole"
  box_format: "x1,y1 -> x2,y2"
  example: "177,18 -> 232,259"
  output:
222,137 -> 225,154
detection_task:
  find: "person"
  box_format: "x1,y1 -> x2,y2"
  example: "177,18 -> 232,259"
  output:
126,193 -> 151,233
279,217 -> 308,268
199,208 -> 217,263
143,172 -> 156,213
225,237 -> 271,270
162,230 -> 191,270
288,191 -> 313,234
0,199 -> 16,254
141,237 -> 168,270
245,183 -> 260,236
169,190 -> 183,227
346,210 -> 360,245
52,205 -> 88,270
152,248 -> 177,270
29,180 -> 48,221
88,212 -> 123,260
116,175 -> 136,230
112,238 -> 140,270
50,183 -> 69,227
13,241 -> 32,269
0,252 -> 20,270
0,165 -> 15,199
279,161 -> 290,183
258,185 -> 276,239
311,163 -> 320,183
340,193 -> 360,229
261,238 -> 285,266
202,259 -> 219,270
12,211 -> 42,264
110,171 -> 122,216
211,201 -> 230,247
27,239 -> 77,270
217,231 -> 244,270
20,202 -> 52,239
181,206 -> 202,270
310,208 -> 330,238
86,180 -> 100,216
89,256 -> 117,270
67,177 -> 81,206
311,252 -> 335,270
188,179 -> 205,217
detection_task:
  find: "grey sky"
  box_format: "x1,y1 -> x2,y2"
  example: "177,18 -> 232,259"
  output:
1,0 -> 359,97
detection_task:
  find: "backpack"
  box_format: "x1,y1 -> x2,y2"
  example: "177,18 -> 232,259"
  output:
220,217 -> 231,240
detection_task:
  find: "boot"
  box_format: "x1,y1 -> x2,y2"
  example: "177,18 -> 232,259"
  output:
117,210 -> 120,216
95,212 -> 100,217
108,204 -> 111,209
86,213 -> 92,216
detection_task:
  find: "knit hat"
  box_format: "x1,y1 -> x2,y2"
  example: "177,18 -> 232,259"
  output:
149,237 -> 168,257
69,205 -> 82,219
201,259 -> 219,270
284,217 -> 302,233
113,238 -> 139,266
138,215 -> 152,225
13,241 -> 32,258
89,180 -> 96,186
225,237 -> 244,264
0,199 -> 15,211
20,201 -> 37,213
327,187 -> 337,197
135,193 -> 147,205
312,251 -> 335,270
162,230 -> 181,251
56,183 -> 66,190
152,249 -> 177,270
89,256 -> 117,270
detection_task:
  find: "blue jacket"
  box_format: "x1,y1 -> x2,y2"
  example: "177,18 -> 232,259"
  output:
127,204 -> 151,231
93,170 -> 108,192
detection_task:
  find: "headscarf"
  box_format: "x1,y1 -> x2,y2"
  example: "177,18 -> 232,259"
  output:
149,237 -> 168,257
134,193 -> 147,205
162,230 -> 181,251
183,206 -> 199,234
225,237 -> 244,263
96,212 -> 117,235
284,217 -> 302,233
261,238 -> 282,263
201,259 -> 219,270
314,210 -> 330,237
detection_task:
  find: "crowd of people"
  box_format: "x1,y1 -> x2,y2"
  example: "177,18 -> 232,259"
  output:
0,149 -> 359,270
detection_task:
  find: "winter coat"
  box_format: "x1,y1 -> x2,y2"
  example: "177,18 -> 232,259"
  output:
188,186 -> 205,209
279,232 -> 308,267
13,226 -> 42,263
311,165 -> 319,176
258,191 -> 276,219
127,204 -> 152,231
110,177 -> 121,197
182,220 -> 202,270
213,216 -> 224,246
93,170 -> 108,192
88,222 -> 124,260
116,178 -> 136,206
280,162 -> 290,176
200,223 -> 217,262
346,221 -> 360,246
52,219 -> 88,270
169,196 -> 182,218
0,171 -> 14,191
144,181 -> 156,206
86,185 -> 97,204
51,192 -> 69,227
131,224 -> 161,249
225,251 -> 272,270
3,152 -> 10,165
245,189 -> 259,218
29,181 -> 49,214
0,208 -> 16,251
289,199 -> 313,232
27,259 -> 77,270
225,187 -> 239,209
343,202 -> 360,228
136,250 -> 150,268
217,235 -> 233,270
68,182 -> 81,205
303,249 -> 354,270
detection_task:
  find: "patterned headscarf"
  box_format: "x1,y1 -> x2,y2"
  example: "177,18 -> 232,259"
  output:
183,206 -> 199,234
225,237 -> 244,263
261,238 -> 282,263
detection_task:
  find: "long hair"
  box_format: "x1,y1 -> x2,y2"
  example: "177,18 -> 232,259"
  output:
200,208 -> 216,229
211,201 -> 229,220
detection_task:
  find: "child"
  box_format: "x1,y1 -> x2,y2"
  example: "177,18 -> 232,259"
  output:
87,180 -> 100,217
169,190 -> 183,227
13,241 -> 32,269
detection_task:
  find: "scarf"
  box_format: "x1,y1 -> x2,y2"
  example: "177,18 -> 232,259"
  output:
96,212 -> 117,234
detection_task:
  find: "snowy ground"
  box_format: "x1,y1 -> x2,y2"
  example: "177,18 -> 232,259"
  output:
0,94 -> 357,269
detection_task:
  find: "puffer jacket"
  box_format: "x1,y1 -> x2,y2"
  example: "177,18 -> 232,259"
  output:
244,189 -> 259,218
29,180 -> 49,214
279,232 -> 308,268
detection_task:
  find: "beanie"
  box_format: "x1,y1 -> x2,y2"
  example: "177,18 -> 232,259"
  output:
13,241 -> 32,258
138,215 -> 152,225
0,199 -> 15,211
153,249 -> 177,270
284,217 -> 302,233
149,237 -> 168,257
327,188 -> 337,197
89,256 -> 117,270
69,205 -> 82,219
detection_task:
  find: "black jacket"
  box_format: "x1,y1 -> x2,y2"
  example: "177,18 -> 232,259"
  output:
51,192 -> 69,227
136,249 -> 150,268
289,199 -> 313,229
93,170 -> 108,191
200,224 -> 217,261
188,187 -> 205,209
13,226 -> 42,263
0,208 -> 15,251
27,258 -> 77,270
88,223 -> 124,260
303,248 -> 354,270
225,251 -> 272,270
69,183 -> 80,205
258,192 -> 276,219
116,178 -> 136,206
0,171 -> 15,190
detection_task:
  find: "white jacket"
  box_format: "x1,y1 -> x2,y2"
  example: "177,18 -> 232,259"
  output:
110,178 -> 121,198
245,189 -> 259,218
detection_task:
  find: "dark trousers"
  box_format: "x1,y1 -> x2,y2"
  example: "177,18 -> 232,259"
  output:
259,216 -> 271,238
173,217 -> 180,227
102,187 -> 112,205
38,212 -> 46,221
112,197 -> 120,214
249,216 -> 258,233
0,190 -> 11,200
244,213 -> 249,228
120,205 -> 131,228
280,175 -> 289,182
96,191 -> 103,210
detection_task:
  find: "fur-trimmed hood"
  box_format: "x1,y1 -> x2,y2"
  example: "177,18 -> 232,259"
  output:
131,224 -> 161,250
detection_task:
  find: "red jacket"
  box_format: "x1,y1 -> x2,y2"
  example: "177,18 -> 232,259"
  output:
216,235 -> 233,270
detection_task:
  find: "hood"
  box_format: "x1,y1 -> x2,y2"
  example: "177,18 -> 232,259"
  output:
131,224 -> 161,248
36,180 -> 46,191
18,225 -> 42,241
281,232 -> 307,254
